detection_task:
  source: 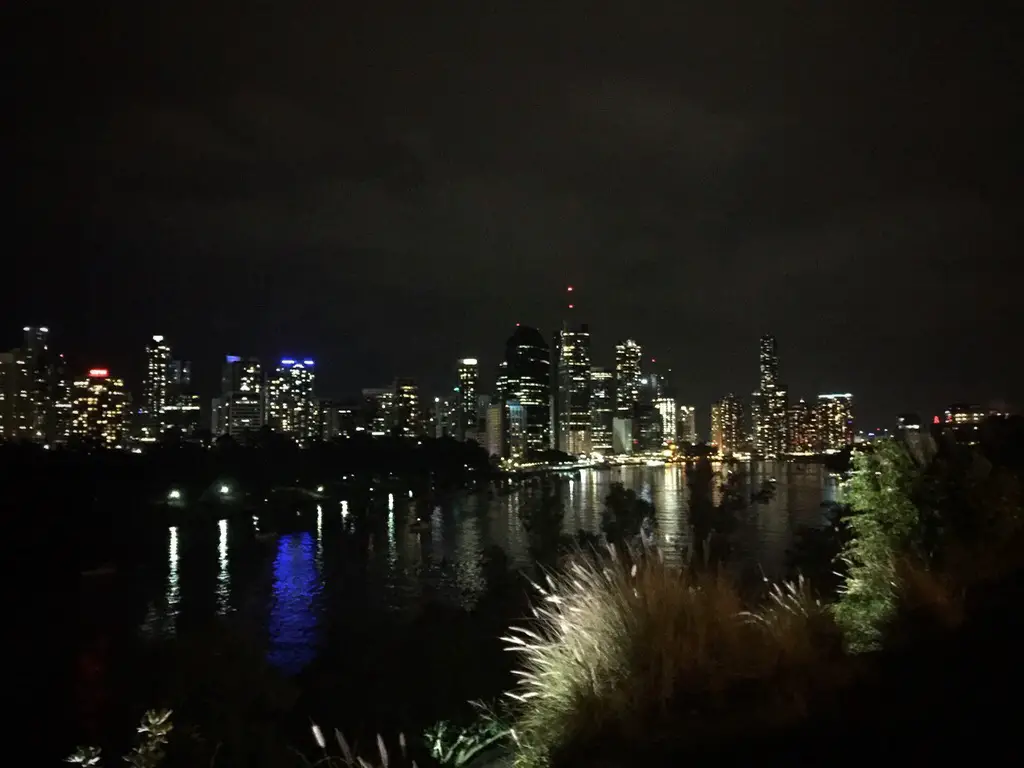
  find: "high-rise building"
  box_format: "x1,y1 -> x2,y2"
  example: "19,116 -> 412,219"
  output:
677,405 -> 697,445
0,352 -> 18,440
501,325 -> 551,457
655,397 -> 677,445
391,377 -> 422,437
70,368 -> 130,448
753,335 -> 788,457
555,323 -> 591,455
266,358 -> 318,445
816,393 -> 854,451
589,366 -> 614,454
215,356 -> 265,442
711,394 -> 742,456
505,400 -> 528,462
141,335 -> 172,441
361,387 -> 393,435
319,399 -> 357,440
16,326 -> 53,442
455,358 -> 479,441
614,339 -> 642,419
161,358 -> 200,438
788,399 -> 817,453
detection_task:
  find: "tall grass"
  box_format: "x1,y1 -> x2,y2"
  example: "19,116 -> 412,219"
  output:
502,545 -> 840,767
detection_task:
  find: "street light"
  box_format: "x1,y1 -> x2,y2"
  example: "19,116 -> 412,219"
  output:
219,485 -> 230,495
168,489 -> 181,501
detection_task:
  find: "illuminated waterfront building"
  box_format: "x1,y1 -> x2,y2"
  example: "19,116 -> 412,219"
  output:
752,335 -> 788,457
213,356 -> 265,442
787,399 -> 817,453
456,358 -> 478,441
141,335 -> 172,441
162,358 -> 200,438
815,393 -> 855,451
677,405 -> 696,445
70,368 -> 130,448
589,366 -> 614,454
711,394 -> 742,456
655,397 -> 677,445
501,325 -> 551,457
361,387 -> 393,435
614,339 -> 642,419
896,413 -> 922,434
391,377 -> 422,437
319,399 -> 356,440
0,351 -> 18,439
554,322 -> 591,455
266,359 -> 318,445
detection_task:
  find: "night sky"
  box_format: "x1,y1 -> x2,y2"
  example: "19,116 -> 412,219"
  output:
6,1 -> 1021,429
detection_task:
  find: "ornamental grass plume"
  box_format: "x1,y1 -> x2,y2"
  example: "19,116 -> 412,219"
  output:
503,544 -> 839,767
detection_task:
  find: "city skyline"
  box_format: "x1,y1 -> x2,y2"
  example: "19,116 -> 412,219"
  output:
7,5 -> 1021,428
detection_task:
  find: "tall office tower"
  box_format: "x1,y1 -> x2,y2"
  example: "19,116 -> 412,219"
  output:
456,358 -> 479,441
319,398 -> 356,440
759,335 -> 779,390
141,335 -> 172,440
555,322 -> 591,455
753,335 -> 788,457
51,353 -> 71,442
677,405 -> 697,445
816,393 -> 855,451
266,358 -> 317,445
361,387 -> 393,435
614,339 -> 642,419
391,377 -> 422,437
589,366 -> 614,454
216,356 -> 265,442
787,400 -> 817,453
0,352 -> 16,439
14,325 -> 53,442
70,367 -> 131,448
655,397 -> 678,445
429,395 -> 457,438
711,394 -> 742,456
161,359 -> 200,438
501,325 -> 551,457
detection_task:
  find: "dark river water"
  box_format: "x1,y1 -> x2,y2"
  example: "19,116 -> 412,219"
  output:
135,462 -> 836,669
45,462 -> 837,761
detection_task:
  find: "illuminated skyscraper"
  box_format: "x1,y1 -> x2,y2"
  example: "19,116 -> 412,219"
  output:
711,394 -> 742,456
142,335 -> 172,441
70,368 -> 130,448
753,335 -> 788,457
677,405 -> 697,445
655,397 -> 677,445
788,399 -> 817,453
267,358 -> 318,445
614,339 -> 642,419
215,356 -> 265,441
589,366 -> 614,454
501,325 -> 551,457
456,358 -> 478,441
361,387 -> 393,435
816,393 -> 854,451
162,359 -> 200,438
555,322 -> 591,455
391,377 -> 422,437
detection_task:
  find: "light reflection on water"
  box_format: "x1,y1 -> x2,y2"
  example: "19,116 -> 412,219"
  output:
136,464 -> 836,672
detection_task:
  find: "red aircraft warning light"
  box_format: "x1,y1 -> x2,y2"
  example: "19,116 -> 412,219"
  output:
88,368 -> 109,378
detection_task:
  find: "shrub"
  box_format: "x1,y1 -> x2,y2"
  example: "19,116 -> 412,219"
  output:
831,441 -> 925,652
502,545 -> 839,767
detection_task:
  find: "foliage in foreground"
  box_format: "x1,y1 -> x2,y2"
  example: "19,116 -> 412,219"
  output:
831,441 -> 928,652
68,709 -> 174,768
502,544 -> 841,767
425,702 -> 513,766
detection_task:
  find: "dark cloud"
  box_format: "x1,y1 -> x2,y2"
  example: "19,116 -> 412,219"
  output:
5,0 -> 1022,425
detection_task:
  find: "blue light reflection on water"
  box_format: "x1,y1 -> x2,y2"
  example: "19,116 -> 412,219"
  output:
266,532 -> 321,675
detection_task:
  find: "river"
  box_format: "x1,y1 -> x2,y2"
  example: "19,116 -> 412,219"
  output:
50,462 -> 837,760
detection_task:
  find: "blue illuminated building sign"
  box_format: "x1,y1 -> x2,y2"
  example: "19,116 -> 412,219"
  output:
225,355 -> 241,363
